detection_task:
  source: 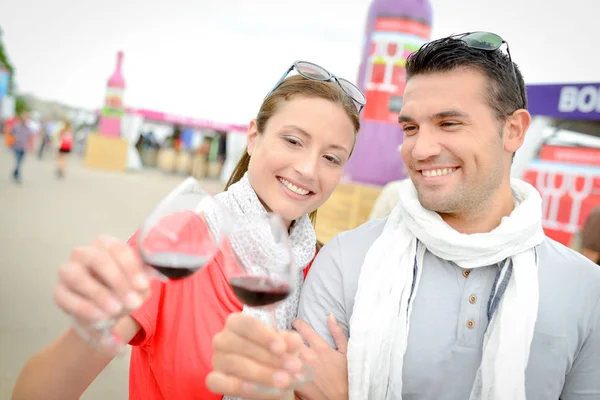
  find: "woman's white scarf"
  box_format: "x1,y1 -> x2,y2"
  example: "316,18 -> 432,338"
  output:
203,174 -> 317,330
347,178 -> 545,400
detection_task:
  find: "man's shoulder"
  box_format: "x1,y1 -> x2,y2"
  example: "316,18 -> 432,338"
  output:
335,218 -> 387,249
538,236 -> 600,271
537,236 -> 600,291
315,218 -> 386,272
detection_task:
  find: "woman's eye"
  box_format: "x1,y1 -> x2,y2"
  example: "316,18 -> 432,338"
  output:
284,137 -> 300,146
324,155 -> 341,165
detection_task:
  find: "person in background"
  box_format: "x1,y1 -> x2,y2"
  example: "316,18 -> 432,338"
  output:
368,144 -> 408,220
581,205 -> 600,264
368,179 -> 404,220
172,126 -> 183,152
37,116 -> 51,159
56,120 -> 74,179
217,131 -> 228,172
9,111 -> 34,184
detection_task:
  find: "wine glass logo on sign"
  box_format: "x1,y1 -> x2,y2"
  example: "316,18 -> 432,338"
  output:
362,16 -> 431,124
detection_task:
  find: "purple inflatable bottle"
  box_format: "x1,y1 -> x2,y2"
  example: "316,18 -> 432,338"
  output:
345,0 -> 432,185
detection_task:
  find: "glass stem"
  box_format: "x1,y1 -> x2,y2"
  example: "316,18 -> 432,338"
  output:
268,306 -> 278,331
267,306 -> 295,400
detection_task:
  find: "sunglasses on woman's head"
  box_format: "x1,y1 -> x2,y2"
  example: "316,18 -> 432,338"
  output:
265,61 -> 366,113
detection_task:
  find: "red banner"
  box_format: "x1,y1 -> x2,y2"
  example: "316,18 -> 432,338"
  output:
523,150 -> 600,246
374,17 -> 432,38
539,144 -> 600,167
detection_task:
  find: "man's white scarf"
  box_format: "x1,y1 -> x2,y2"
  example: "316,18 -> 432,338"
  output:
347,178 -> 545,400
203,174 -> 317,330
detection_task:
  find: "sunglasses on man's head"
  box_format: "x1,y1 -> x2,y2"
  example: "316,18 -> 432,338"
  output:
446,31 -> 525,109
265,61 -> 366,113
452,32 -> 516,78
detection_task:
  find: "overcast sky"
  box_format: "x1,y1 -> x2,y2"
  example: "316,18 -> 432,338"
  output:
1,0 -> 597,124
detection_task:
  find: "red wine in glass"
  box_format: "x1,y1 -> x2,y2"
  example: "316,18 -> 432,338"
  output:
144,252 -> 209,280
225,213 -> 294,311
230,276 -> 291,307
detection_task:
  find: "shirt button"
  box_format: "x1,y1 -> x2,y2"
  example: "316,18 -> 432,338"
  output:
462,269 -> 471,278
466,320 -> 475,329
469,295 -> 477,304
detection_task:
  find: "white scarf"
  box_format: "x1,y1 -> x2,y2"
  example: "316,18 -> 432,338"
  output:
203,174 -> 317,330
347,178 -> 545,400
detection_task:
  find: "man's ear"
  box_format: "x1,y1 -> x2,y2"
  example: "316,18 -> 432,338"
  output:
503,109 -> 531,154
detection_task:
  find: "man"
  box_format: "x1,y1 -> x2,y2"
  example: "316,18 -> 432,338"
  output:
206,33 -> 600,399
9,111 -> 34,183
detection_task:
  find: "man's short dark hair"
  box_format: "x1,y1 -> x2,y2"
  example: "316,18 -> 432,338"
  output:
405,36 -> 527,120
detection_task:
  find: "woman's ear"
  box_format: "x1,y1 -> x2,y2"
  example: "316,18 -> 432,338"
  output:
247,119 -> 259,156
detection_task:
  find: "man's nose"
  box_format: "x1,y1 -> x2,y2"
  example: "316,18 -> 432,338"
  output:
411,129 -> 442,161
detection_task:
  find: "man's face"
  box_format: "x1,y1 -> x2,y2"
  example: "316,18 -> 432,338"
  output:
398,68 -> 512,215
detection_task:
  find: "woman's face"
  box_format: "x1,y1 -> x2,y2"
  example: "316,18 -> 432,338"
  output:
246,96 -> 356,226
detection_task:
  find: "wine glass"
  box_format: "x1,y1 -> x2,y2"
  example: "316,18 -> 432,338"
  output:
72,177 -> 229,355
227,213 -> 295,322
225,213 -> 313,396
137,176 -> 228,281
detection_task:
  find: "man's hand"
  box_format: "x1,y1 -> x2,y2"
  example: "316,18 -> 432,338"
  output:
206,313 -> 306,399
294,315 -> 349,400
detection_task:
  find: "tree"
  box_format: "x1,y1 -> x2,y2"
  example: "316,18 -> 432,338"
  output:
15,95 -> 30,115
0,26 -> 16,94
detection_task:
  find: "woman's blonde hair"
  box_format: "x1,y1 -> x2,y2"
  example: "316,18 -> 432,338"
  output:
225,75 -> 361,227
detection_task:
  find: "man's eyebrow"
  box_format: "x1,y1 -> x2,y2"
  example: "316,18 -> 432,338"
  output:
398,110 -> 470,123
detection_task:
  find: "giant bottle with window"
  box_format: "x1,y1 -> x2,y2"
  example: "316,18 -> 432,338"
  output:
98,51 -> 126,138
345,0 -> 432,185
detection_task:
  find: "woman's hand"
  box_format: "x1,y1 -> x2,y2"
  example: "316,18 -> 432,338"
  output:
53,235 -> 151,325
293,315 -> 349,400
206,313 -> 307,399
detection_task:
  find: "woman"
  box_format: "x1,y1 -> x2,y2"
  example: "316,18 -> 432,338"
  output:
56,120 -> 74,178
12,62 -> 364,400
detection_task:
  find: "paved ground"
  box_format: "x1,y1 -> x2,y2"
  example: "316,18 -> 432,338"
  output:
0,148 -> 223,399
